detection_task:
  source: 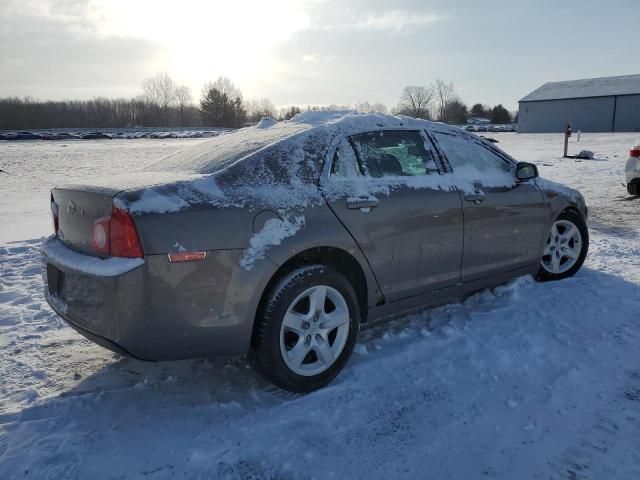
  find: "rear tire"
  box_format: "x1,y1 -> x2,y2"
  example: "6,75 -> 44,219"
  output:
251,265 -> 360,393
536,210 -> 588,281
628,182 -> 640,196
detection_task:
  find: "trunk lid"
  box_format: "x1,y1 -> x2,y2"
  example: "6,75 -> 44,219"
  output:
51,172 -> 203,254
52,185 -> 120,254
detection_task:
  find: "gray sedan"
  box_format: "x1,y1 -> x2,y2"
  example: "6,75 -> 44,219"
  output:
42,112 -> 589,392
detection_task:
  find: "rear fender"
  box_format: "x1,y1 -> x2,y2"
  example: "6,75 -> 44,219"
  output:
248,204 -> 383,309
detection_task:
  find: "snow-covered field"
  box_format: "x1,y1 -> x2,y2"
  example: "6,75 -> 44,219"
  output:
1,133 -> 639,479
0,139 -> 207,243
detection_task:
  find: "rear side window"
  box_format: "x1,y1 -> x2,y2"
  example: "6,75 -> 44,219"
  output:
433,132 -> 513,174
349,130 -> 439,178
144,123 -> 309,173
331,141 -> 361,177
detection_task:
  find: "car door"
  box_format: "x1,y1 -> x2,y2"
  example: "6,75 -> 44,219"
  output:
321,129 -> 464,302
431,130 -> 548,281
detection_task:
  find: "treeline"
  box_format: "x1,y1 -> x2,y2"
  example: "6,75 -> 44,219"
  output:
391,80 -> 513,124
0,72 -> 514,130
0,97 -> 201,130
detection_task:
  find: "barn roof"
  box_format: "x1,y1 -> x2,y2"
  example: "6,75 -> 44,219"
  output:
519,74 -> 640,102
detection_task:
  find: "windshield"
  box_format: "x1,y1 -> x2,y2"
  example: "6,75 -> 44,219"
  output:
144,123 -> 310,173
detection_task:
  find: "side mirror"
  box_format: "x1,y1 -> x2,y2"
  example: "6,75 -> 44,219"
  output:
516,162 -> 538,181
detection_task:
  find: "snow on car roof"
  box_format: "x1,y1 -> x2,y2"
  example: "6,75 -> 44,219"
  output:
143,110 -> 464,175
144,120 -> 311,174
124,111 -> 513,216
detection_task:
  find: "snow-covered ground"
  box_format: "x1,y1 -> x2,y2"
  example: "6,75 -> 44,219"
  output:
0,139 -> 207,243
1,133 -> 639,479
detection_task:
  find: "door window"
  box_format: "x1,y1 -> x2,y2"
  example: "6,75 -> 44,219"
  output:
349,130 -> 440,178
433,132 -> 513,174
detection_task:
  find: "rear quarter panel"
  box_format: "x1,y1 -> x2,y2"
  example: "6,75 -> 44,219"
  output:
137,249 -> 278,359
259,204 -> 383,309
129,205 -> 255,254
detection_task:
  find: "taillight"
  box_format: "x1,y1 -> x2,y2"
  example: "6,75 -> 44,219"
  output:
630,147 -> 640,158
92,216 -> 110,255
110,206 -> 144,258
91,206 -> 143,258
51,194 -> 59,235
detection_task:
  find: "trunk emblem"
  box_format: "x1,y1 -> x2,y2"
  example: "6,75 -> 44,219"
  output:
67,201 -> 77,215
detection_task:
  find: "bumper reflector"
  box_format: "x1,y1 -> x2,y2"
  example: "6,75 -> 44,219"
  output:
168,251 -> 207,263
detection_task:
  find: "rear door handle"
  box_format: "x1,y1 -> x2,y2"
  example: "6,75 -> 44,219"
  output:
464,193 -> 486,203
347,197 -> 379,211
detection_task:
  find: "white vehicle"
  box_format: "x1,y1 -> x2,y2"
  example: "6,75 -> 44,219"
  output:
626,144 -> 640,195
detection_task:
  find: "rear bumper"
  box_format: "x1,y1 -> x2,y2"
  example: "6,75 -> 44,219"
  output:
625,157 -> 640,184
64,316 -> 142,359
626,175 -> 640,186
42,236 -> 276,360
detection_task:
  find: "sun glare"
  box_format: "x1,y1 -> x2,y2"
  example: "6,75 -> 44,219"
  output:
88,0 -> 311,95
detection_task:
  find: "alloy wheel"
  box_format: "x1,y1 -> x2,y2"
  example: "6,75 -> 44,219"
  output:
279,285 -> 350,376
541,219 -> 582,274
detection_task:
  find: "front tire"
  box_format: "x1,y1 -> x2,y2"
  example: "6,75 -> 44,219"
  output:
252,265 -> 360,393
536,210 -> 589,281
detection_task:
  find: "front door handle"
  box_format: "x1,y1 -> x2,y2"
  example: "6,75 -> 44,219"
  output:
464,193 -> 486,203
347,197 -> 379,211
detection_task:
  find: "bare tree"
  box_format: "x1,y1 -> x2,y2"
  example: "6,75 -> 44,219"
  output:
175,85 -> 192,125
433,79 -> 455,121
142,72 -> 177,109
396,86 -> 434,119
141,72 -> 179,125
279,105 -> 301,120
246,98 -> 277,122
355,101 -> 388,114
201,77 -> 243,103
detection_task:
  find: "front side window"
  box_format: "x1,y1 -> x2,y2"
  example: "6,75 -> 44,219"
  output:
349,130 -> 439,178
432,131 -> 513,174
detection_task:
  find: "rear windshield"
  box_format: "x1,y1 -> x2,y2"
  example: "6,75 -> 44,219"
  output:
144,123 -> 310,174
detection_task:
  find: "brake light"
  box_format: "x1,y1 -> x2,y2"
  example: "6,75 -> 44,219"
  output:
630,147 -> 640,158
50,194 -> 59,235
110,206 -> 144,258
91,206 -> 144,258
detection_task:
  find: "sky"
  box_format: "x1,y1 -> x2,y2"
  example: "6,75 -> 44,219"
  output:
0,0 -> 638,111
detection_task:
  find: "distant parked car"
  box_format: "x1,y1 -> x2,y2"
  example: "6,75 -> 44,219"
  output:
42,112 -> 589,392
476,125 -> 489,132
80,132 -> 112,140
626,143 -> 640,195
42,132 -> 80,141
5,131 -> 40,140
465,125 -> 477,132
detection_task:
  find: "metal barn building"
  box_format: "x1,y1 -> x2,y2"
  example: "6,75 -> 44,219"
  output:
518,74 -> 640,133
